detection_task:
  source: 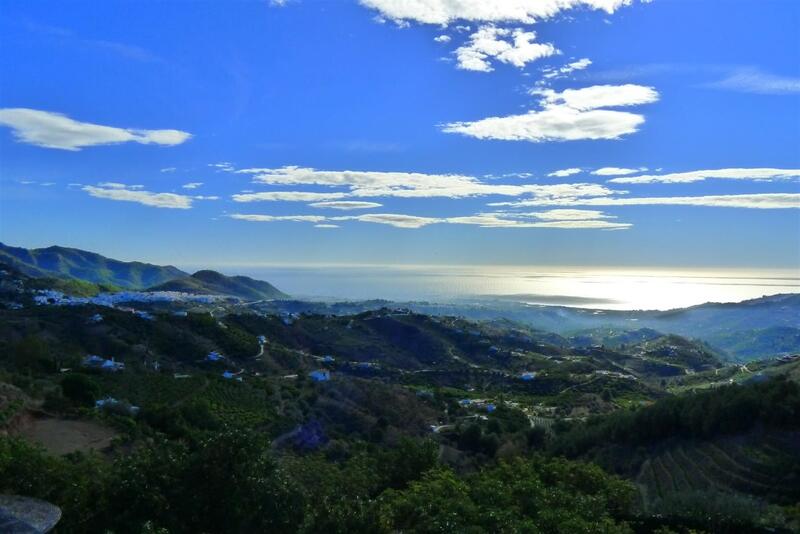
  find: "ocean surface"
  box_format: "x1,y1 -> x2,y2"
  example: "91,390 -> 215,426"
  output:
183,264 -> 800,311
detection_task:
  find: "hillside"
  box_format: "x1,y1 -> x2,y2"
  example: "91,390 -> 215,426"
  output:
0,242 -> 186,289
370,294 -> 800,362
148,270 -> 288,300
550,376 -> 800,530
1,283 -> 798,531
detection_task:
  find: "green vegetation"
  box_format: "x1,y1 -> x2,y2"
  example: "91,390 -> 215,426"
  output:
0,242 -> 186,289
552,378 -> 800,456
149,269 -> 288,300
0,261 -> 798,532
0,430 -> 637,533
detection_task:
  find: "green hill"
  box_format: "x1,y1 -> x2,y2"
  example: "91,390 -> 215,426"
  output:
148,270 -> 288,300
0,242 -> 187,289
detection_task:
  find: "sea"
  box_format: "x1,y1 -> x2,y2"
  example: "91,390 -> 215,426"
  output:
181,264 -> 800,311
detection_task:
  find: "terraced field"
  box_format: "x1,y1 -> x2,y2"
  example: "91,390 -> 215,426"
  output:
636,431 -> 800,506
99,372 -> 276,428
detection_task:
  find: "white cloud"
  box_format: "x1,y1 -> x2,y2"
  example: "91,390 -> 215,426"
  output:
442,83 -> 657,142
338,213 -> 442,228
0,108 -> 191,151
442,106 -> 646,142
230,209 -> 631,229
182,182 -> 204,189
591,167 -> 643,176
359,0 -> 635,25
445,210 -> 627,228
230,214 -> 328,223
492,193 -> 800,210
543,58 -> 592,79
315,224 -> 340,229
237,165 -> 476,190
160,167 -> 177,173
308,201 -> 383,210
565,58 -> 592,71
83,184 -> 196,209
548,168 -> 582,177
455,25 -> 557,72
230,165 -> 616,200
232,191 -> 348,203
520,208 -> 615,220
97,181 -> 144,189
209,162 -> 234,172
434,34 -> 451,43
705,68 -> 800,95
532,84 -> 659,110
609,168 -> 800,184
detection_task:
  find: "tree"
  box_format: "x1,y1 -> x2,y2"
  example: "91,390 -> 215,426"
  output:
60,373 -> 100,406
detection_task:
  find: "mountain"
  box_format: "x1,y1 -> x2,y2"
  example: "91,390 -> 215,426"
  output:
383,294 -> 800,362
148,270 -> 288,300
0,242 -> 187,290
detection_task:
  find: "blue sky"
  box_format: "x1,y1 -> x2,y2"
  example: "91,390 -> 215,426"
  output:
0,0 -> 798,269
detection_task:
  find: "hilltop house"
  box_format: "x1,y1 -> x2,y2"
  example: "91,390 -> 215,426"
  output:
206,351 -> 224,362
309,370 -> 331,382
83,355 -> 125,372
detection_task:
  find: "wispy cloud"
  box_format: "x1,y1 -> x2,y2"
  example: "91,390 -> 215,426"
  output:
24,21 -> 162,63
228,164 -> 617,201
182,182 -> 203,189
491,193 -> 800,210
341,213 -> 442,228
592,167 -> 645,176
97,182 -> 144,189
82,184 -> 198,209
609,168 -> 800,184
209,162 -> 235,172
516,209 -> 616,220
442,84 -> 658,143
230,209 -> 631,230
0,108 -> 191,151
308,201 -> 383,210
704,67 -> 800,95
230,214 -> 328,223
232,191 -> 349,203
542,58 -> 592,80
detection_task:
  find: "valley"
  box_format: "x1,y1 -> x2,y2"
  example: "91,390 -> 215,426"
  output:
0,246 -> 798,532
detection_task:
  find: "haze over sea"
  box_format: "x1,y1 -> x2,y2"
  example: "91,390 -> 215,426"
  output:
181,265 -> 800,311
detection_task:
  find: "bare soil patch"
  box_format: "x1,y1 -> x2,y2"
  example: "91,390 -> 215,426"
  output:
16,417 -> 117,455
